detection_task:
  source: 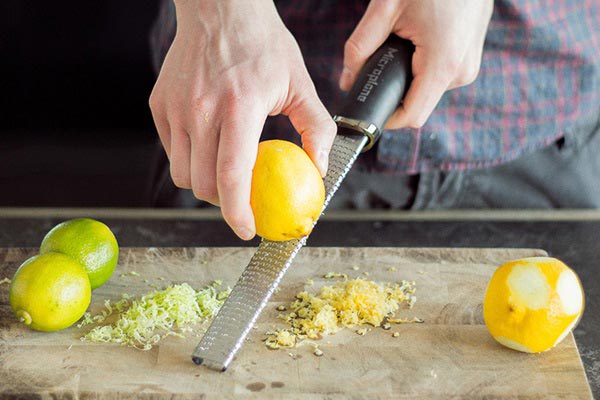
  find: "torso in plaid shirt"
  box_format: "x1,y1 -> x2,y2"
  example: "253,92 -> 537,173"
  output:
151,0 -> 600,176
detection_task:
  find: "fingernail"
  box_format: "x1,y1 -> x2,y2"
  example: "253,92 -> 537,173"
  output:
317,149 -> 329,177
235,226 -> 255,241
339,67 -> 351,91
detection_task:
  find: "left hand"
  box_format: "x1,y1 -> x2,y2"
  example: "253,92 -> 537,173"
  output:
339,0 -> 494,129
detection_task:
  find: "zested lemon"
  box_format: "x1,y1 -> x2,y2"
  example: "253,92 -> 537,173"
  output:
40,218 -> 119,289
9,253 -> 92,332
250,140 -> 325,241
483,257 -> 584,353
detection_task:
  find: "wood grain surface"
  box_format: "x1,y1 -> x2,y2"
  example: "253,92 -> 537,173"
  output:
0,247 -> 592,399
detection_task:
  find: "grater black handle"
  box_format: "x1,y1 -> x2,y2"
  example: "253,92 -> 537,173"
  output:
334,36 -> 414,151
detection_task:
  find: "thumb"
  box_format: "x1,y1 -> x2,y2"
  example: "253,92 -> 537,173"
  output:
285,77 -> 337,177
339,1 -> 398,91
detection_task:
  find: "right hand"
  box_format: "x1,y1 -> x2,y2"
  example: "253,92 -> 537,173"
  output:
149,0 -> 336,240
339,0 -> 493,129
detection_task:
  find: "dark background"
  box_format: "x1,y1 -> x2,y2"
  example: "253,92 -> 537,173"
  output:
1,1 -> 162,206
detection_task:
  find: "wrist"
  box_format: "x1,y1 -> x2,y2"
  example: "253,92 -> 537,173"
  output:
174,0 -> 279,27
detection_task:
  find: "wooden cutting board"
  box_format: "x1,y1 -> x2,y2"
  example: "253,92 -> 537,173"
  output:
0,247 -> 592,399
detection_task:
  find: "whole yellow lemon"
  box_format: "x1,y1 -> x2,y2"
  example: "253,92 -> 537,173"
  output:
40,218 -> 119,289
251,140 -> 325,241
483,257 -> 584,353
9,253 -> 92,332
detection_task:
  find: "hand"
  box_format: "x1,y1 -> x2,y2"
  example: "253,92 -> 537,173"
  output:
149,0 -> 336,240
339,0 -> 494,128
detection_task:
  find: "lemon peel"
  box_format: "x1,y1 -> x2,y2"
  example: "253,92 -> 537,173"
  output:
251,140 -> 325,241
484,257 -> 584,353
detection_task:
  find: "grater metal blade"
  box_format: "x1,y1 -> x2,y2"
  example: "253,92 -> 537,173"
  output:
192,133 -> 368,371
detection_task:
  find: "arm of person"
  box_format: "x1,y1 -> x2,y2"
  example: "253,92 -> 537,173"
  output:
339,0 -> 494,129
149,0 -> 336,240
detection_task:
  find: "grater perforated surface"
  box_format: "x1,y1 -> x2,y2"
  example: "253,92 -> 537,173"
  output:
192,133 -> 368,371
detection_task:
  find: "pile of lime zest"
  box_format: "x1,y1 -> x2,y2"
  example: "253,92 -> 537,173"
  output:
264,277 -> 416,349
80,282 -> 230,350
119,271 -> 140,278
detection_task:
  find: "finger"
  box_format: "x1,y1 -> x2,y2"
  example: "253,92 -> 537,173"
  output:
448,36 -> 485,90
286,79 -> 337,176
169,129 -> 192,189
339,0 -> 398,91
149,98 -> 172,157
216,107 -> 265,241
385,54 -> 452,129
448,53 -> 480,90
190,128 -> 219,206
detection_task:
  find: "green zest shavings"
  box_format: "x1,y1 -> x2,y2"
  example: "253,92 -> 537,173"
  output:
80,282 -> 230,350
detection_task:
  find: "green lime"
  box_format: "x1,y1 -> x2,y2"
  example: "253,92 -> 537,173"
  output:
10,253 -> 91,332
40,218 -> 119,289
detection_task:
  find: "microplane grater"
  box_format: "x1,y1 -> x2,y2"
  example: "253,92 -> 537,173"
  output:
192,36 -> 414,371
191,134 -> 368,371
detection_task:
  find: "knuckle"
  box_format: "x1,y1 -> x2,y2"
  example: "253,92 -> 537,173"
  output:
407,114 -> 428,129
445,58 -> 462,80
462,63 -> 481,86
191,95 -> 211,113
222,86 -> 244,108
192,183 -> 218,203
218,164 -> 246,189
370,0 -> 396,15
170,168 -> 191,189
414,115 -> 428,128
148,92 -> 161,111
323,116 -> 337,136
221,206 -> 253,233
171,175 -> 191,189
437,46 -> 463,80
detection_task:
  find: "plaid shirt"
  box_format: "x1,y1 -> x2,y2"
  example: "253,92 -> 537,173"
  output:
151,0 -> 600,174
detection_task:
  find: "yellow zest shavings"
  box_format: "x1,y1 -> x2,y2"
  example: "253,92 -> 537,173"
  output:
388,316 -> 424,324
0,277 -> 11,285
323,272 -> 348,280
265,278 -> 416,349
313,347 -> 324,357
80,282 -> 230,350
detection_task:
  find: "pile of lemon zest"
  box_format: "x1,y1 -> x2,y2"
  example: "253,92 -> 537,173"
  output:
265,278 -> 416,349
0,277 -> 11,285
